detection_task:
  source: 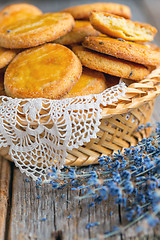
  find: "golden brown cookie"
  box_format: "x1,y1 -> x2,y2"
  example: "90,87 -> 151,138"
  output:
63,67 -> 107,98
54,20 -> 99,45
0,47 -> 17,69
83,36 -> 160,66
61,3 -> 131,20
0,3 -> 42,27
72,45 -> 149,81
4,43 -> 82,99
0,13 -> 75,49
89,12 -> 157,42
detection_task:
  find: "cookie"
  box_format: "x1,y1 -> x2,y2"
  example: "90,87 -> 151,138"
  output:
4,43 -> 82,99
54,20 -> 99,45
61,3 -> 131,20
0,3 -> 42,28
0,47 -> 17,69
83,36 -> 160,66
72,45 -> 149,81
63,67 -> 107,98
0,13 -> 75,49
89,12 -> 157,42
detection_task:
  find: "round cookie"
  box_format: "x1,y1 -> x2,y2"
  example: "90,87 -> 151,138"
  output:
0,47 -> 17,69
4,43 -> 82,99
72,45 -> 149,81
0,3 -> 42,28
63,67 -> 107,98
83,36 -> 160,66
61,3 -> 131,20
0,13 -> 75,49
54,20 -> 99,45
89,12 -> 157,42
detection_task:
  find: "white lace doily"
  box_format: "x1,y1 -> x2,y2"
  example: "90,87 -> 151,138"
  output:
0,83 -> 126,180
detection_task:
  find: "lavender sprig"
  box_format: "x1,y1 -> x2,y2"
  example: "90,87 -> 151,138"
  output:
34,122 -> 160,238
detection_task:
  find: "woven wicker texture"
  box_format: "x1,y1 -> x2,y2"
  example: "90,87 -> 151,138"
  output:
101,68 -> 160,118
66,101 -> 153,166
0,67 -> 160,166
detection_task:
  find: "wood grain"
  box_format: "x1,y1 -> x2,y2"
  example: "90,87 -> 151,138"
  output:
9,168 -> 121,240
0,0 -> 159,239
0,157 -> 11,240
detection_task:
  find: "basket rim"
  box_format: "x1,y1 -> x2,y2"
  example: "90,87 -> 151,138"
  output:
101,66 -> 160,119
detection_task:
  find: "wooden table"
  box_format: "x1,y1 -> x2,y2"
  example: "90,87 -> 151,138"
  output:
0,0 -> 160,239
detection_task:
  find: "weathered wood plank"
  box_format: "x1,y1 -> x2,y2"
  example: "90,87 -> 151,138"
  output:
8,168 -> 121,240
0,157 -> 11,240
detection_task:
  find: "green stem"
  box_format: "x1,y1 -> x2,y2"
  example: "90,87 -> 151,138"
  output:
136,166 -> 155,177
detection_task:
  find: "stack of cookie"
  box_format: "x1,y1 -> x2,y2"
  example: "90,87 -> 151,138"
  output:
0,2 -> 159,99
69,7 -> 160,82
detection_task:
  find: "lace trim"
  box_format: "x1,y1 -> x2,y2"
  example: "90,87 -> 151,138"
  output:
0,82 -> 126,180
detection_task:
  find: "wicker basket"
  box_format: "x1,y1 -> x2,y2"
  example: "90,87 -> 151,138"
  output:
1,67 -> 160,167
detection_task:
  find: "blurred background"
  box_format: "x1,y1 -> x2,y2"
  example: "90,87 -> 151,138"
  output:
0,0 -> 159,43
